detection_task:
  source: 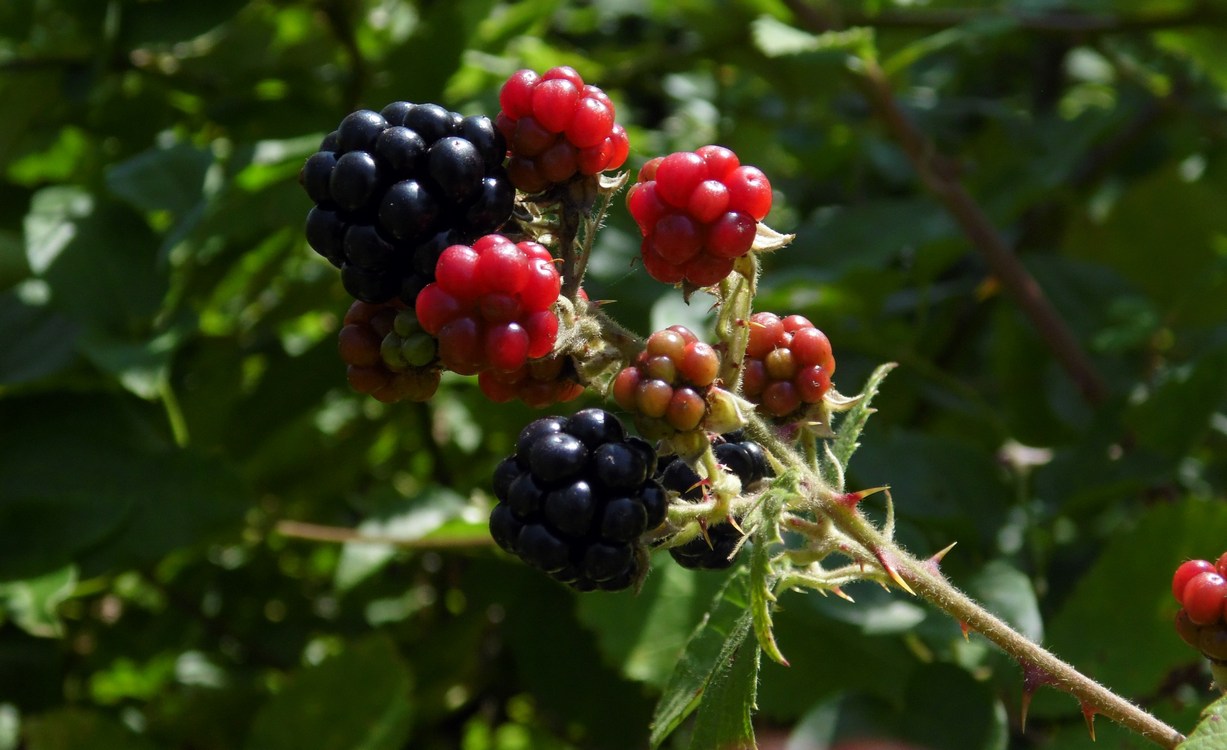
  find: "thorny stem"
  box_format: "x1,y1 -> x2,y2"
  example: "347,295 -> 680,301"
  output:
792,466 -> 1186,747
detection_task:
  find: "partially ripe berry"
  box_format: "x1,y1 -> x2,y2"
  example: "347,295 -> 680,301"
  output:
1183,571 -> 1227,625
1174,559 -> 1216,602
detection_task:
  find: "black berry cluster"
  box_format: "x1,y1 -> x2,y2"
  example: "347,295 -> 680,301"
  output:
301,102 -> 515,305
489,409 -> 667,591
659,431 -> 772,570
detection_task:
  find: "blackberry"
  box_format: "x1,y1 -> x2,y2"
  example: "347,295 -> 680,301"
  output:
490,408 -> 667,591
659,431 -> 773,570
300,103 -> 515,306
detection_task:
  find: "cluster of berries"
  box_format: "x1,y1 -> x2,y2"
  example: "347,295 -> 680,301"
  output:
301,103 -> 514,305
337,300 -> 441,402
1173,555 -> 1227,660
657,431 -> 772,570
496,67 -> 630,193
414,235 -> 562,376
627,146 -> 772,287
742,312 -> 836,419
611,326 -> 720,434
489,409 -> 667,591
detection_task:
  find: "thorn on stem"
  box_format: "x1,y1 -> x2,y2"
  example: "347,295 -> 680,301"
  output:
1019,660 -> 1055,733
832,586 -> 855,603
837,485 -> 889,509
925,541 -> 958,575
874,548 -> 915,595
1081,701 -> 1098,741
958,620 -> 971,641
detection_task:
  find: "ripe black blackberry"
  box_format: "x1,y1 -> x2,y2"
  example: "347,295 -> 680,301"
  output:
660,431 -> 772,570
489,408 -> 667,591
300,103 -> 515,306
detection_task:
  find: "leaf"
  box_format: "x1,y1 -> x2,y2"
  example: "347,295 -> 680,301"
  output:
749,488 -> 787,666
577,562 -> 727,688
882,15 -> 1019,75
966,560 -> 1044,645
751,16 -> 873,58
334,487 -> 469,591
244,634 -> 414,750
686,633 -> 760,750
1038,499 -> 1227,718
1180,693 -> 1227,749
0,566 -> 76,638
105,144 -> 214,217
24,708 -> 157,750
0,292 -> 80,385
827,362 -> 897,475
651,569 -> 754,748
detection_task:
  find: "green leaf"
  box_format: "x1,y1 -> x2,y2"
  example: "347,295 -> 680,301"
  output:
751,15 -> 873,59
881,15 -> 1019,76
334,487 -> 469,591
577,561 -> 726,688
686,632 -> 760,750
24,708 -> 157,750
966,560 -> 1044,644
651,569 -> 754,748
1180,693 -> 1227,749
244,634 -> 413,750
1040,499 -> 1227,716
106,144 -> 214,217
0,566 -> 76,638
0,293 -> 80,385
749,486 -> 787,666
828,362 -> 897,476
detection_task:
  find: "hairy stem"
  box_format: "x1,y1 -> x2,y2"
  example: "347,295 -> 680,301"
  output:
811,488 -> 1185,747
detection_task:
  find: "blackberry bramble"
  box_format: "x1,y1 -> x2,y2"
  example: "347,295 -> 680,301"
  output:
301,102 -> 515,305
489,409 -> 667,591
337,299 -> 440,403
611,325 -> 721,436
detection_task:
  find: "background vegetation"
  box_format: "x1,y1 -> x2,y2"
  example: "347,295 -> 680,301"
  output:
2,0 -> 1226,748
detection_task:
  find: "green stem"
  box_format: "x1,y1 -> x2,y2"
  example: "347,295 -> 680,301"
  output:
159,378 -> 190,448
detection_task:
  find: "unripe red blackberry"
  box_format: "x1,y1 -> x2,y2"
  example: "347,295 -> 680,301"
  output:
741,312 -> 836,420
478,353 -> 586,408
300,103 -> 515,306
627,145 -> 773,287
490,409 -> 667,591
415,235 -> 562,376
496,67 -> 630,193
338,299 -> 440,403
611,326 -> 721,435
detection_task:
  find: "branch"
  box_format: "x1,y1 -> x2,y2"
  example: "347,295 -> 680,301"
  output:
273,519 -> 494,550
841,53 -> 1110,405
790,3 -> 1227,34
814,491 -> 1186,748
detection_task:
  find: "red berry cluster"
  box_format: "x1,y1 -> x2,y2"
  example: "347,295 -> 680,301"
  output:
1173,555 -> 1227,660
611,326 -> 720,433
338,300 -> 441,403
742,312 -> 836,419
415,235 -> 562,376
627,146 -> 772,287
496,67 -> 630,194
479,354 -> 585,408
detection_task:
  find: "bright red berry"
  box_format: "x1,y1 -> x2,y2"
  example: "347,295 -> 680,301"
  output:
1174,559 -> 1217,603
1183,571 -> 1227,625
740,311 -> 837,419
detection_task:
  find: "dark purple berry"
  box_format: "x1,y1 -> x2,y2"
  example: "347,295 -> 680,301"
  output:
330,150 -> 381,212
344,224 -> 398,271
565,407 -> 626,448
493,457 -> 520,501
489,504 -> 522,553
529,432 -> 589,485
584,542 -> 633,582
341,263 -> 399,304
300,151 -> 337,205
305,207 -> 346,267
507,472 -> 545,519
599,496 -> 648,542
543,480 -> 597,538
460,115 -> 507,170
336,109 -> 387,153
375,126 -> 426,179
404,103 -> 456,144
428,136 -> 484,204
593,442 -> 647,489
515,417 -> 565,465
517,524 -> 569,572
463,177 -> 515,234
379,180 -> 440,241
379,101 -> 415,127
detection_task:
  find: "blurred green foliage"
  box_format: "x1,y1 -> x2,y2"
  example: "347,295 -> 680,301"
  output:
1,0 -> 1226,748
